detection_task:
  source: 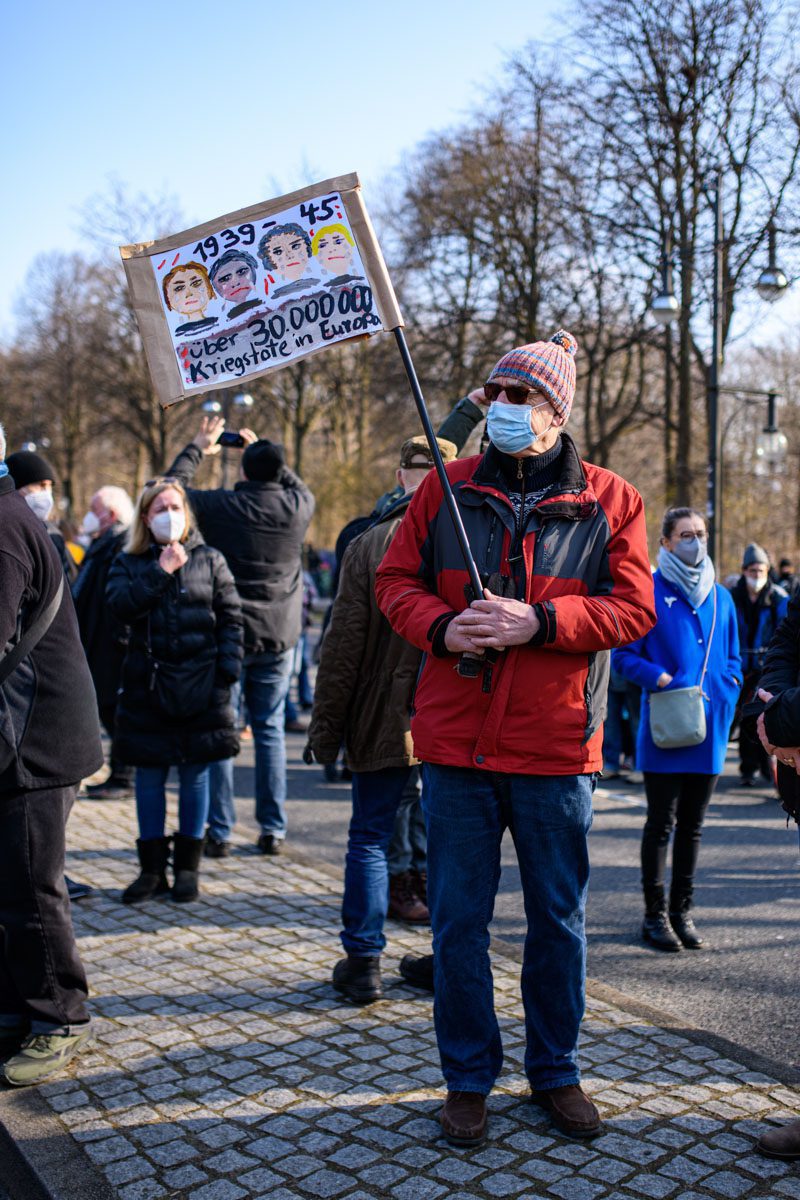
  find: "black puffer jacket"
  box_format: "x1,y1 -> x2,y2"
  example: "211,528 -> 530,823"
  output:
106,531 -> 243,767
166,444 -> 315,655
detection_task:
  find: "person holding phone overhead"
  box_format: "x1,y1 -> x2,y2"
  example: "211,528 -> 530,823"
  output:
106,479 -> 243,904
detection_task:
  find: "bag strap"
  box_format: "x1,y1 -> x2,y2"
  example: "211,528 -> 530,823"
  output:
0,575 -> 64,689
698,585 -> 717,697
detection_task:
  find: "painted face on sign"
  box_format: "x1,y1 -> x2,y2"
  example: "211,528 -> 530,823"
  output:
214,259 -> 254,302
164,266 -> 213,319
265,231 -> 311,281
316,230 -> 354,275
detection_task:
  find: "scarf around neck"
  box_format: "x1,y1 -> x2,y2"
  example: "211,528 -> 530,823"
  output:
657,545 -> 716,609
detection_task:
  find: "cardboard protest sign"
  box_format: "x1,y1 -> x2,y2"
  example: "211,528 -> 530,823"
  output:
121,173 -> 403,408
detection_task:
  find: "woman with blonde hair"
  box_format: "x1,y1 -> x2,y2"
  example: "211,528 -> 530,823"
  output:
107,478 -> 243,903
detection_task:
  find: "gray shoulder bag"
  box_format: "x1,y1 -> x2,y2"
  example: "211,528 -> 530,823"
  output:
648,586 -> 717,750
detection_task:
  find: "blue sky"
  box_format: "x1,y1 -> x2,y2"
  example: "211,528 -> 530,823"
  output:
2,0 -> 561,338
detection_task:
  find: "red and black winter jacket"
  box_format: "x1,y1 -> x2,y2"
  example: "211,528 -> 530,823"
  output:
375,435 -> 656,775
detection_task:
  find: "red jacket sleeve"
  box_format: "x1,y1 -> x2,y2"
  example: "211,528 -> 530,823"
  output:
375,473 -> 456,652
541,478 -> 656,652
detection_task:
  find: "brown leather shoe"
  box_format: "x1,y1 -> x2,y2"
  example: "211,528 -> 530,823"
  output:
758,1117 -> 800,1160
440,1090 -> 488,1147
388,871 -> 430,924
530,1084 -> 602,1139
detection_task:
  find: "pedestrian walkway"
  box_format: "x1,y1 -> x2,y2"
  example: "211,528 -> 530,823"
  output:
0,796 -> 797,1200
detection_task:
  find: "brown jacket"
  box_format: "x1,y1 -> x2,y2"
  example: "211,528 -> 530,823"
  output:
308,498 -> 420,772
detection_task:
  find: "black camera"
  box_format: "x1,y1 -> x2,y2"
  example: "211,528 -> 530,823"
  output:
217,431 -> 246,448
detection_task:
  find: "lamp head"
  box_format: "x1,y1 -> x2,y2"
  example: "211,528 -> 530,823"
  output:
650,292 -> 681,326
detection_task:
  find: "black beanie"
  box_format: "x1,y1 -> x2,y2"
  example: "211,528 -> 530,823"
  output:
241,440 -> 285,482
6,450 -> 56,488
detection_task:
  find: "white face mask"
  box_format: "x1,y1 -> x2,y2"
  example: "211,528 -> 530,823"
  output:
149,509 -> 186,544
81,510 -> 101,537
745,574 -> 767,594
25,490 -> 53,523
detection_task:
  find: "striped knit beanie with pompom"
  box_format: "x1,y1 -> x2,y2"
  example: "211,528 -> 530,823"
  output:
486,330 -> 579,419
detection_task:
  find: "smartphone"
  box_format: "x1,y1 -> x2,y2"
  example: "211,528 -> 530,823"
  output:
217,431 -> 246,448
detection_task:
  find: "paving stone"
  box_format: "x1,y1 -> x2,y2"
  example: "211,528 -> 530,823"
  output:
161,1164 -> 209,1189
239,1167 -> 290,1191
547,1178 -> 606,1200
104,1156 -> 156,1185
520,1159 -> 572,1183
622,1175 -> 678,1198
117,1182 -> 168,1200
205,1148 -> 260,1174
83,1134 -> 137,1164
582,1157 -> 634,1184
657,1155 -> 713,1185
296,1169 -> 354,1197
146,1139 -> 200,1167
702,1172 -> 756,1197
358,1163 -> 408,1188
193,1183 -> 248,1200
432,1157 -> 484,1183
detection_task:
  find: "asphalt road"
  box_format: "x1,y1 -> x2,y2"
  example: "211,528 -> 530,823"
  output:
233,731 -> 799,1072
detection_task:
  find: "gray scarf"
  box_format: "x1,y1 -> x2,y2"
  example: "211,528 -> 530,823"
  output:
657,545 -> 716,609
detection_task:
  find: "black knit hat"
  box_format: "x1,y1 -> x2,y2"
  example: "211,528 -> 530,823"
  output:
6,450 -> 56,488
241,440 -> 285,483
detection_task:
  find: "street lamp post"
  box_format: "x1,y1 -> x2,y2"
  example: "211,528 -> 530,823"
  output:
650,169 -> 790,563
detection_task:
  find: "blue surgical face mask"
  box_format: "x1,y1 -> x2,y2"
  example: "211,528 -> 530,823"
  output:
486,400 -> 554,455
672,537 -> 707,567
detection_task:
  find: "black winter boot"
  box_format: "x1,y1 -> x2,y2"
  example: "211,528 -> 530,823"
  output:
642,887 -> 682,952
669,897 -> 705,948
122,838 -> 171,904
171,833 -> 204,903
332,955 -> 382,1004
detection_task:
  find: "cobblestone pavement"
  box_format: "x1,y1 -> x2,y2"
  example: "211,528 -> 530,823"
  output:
3,796 -> 798,1200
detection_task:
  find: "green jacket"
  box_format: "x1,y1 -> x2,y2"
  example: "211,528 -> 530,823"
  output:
308,494 -> 419,772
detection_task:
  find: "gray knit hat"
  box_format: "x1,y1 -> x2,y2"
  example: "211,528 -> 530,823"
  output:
742,543 -> 769,568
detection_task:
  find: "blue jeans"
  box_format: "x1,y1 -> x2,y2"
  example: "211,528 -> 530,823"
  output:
387,767 -> 427,875
135,764 -> 210,840
209,648 -> 294,841
341,767 -> 413,956
422,764 -> 594,1094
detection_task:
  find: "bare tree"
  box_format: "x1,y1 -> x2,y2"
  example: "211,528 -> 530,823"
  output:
570,0 -> 800,503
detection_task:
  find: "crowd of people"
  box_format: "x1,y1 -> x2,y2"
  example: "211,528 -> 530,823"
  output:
0,327 -> 797,1162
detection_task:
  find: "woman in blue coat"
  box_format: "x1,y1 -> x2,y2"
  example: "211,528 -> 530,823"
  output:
612,507 -> 741,952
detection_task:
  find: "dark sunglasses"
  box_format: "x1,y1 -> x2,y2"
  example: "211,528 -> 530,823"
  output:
484,381 -> 538,405
143,476 -> 179,488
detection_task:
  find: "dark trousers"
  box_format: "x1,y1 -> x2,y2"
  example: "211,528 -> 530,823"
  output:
641,772 -> 718,910
98,701 -> 133,786
0,786 -> 89,1027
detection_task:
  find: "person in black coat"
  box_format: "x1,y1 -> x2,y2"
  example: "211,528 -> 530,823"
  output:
743,597 -> 800,1162
107,479 -> 243,904
0,429 -> 103,1087
5,449 -> 78,584
72,486 -> 135,799
165,417 -> 314,857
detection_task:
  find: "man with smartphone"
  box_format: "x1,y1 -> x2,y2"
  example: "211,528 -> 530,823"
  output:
165,415 -> 315,857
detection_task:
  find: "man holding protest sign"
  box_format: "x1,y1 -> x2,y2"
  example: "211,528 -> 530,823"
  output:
376,331 -> 655,1147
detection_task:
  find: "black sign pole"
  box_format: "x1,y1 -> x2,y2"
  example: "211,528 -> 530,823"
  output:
393,327 -> 483,601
